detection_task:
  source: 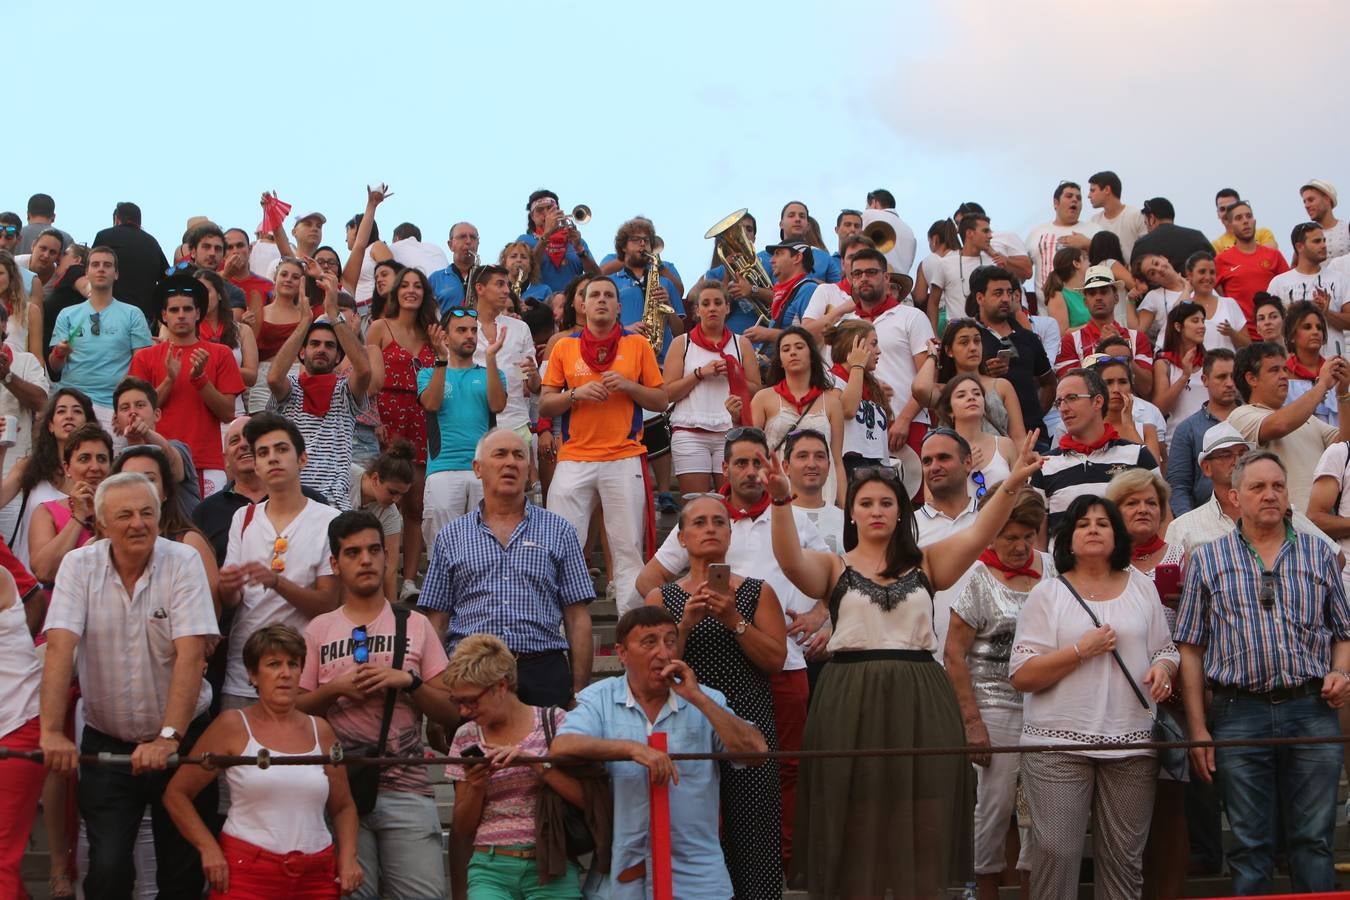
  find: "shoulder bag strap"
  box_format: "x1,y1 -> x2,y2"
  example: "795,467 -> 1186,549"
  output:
374,606 -> 410,757
1056,574 -> 1154,714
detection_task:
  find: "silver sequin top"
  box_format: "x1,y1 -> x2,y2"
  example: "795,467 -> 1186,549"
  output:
950,552 -> 1055,711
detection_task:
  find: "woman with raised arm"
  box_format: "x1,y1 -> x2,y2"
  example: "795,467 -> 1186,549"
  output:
912,318 -> 1027,445
248,256 -> 307,413
197,269 -> 258,416
765,432 -> 1044,899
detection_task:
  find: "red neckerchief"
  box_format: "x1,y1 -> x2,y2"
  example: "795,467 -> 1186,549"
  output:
536,230 -> 569,269
199,320 -> 224,343
979,548 -> 1041,581
1158,347 -> 1204,371
837,278 -> 851,296
298,372 -> 339,416
720,483 -> 771,521
830,362 -> 871,400
773,381 -> 822,414
853,295 -> 899,322
0,344 -> 12,365
578,326 -> 623,373
1059,423 -> 1119,455
1286,354 -> 1323,381
688,326 -> 752,425
771,272 -> 808,321
1132,533 -> 1166,561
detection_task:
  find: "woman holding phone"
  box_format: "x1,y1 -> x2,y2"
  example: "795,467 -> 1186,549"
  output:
1103,469 -> 1187,900
644,494 -> 786,900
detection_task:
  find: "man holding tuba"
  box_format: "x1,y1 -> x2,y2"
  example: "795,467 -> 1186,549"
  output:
518,188 -> 599,293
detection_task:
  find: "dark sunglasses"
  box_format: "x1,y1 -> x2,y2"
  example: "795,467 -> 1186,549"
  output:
971,470 -> 987,499
447,308 -> 478,319
351,625 -> 370,664
90,312 -> 101,337
1259,571 -> 1277,610
164,260 -> 193,276
0,226 -> 17,237
852,465 -> 900,483
725,425 -> 766,444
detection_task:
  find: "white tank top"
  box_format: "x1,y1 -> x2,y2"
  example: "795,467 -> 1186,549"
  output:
669,334 -> 744,431
0,601 -> 40,737
223,711 -> 332,854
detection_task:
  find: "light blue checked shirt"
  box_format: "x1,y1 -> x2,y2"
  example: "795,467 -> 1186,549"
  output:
1174,522 -> 1350,692
417,502 -> 593,655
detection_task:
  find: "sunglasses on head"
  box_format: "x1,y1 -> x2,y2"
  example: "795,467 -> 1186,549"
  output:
852,465 -> 900,484
164,260 -> 193,276
725,425 -> 766,444
447,308 -> 478,319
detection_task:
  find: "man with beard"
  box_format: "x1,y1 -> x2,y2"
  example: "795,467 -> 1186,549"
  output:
1026,181 -> 1100,295
972,266 -> 1056,445
428,222 -> 482,314
187,224 -> 247,312
1215,201 -> 1291,323
265,275 -> 371,507
1301,179 -> 1349,260
1266,224 -> 1348,350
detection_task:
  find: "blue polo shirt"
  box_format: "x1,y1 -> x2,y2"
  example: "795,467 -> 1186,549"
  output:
706,247 -> 841,287
558,676 -> 736,900
599,253 -> 683,287
50,299 -> 154,407
416,364 -> 506,474
517,232 -> 594,293
428,264 -> 470,315
611,265 -> 680,361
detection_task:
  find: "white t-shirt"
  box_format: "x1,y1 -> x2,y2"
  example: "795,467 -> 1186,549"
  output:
1200,296 -> 1248,352
473,315 -> 535,432
1229,402 -> 1339,512
390,238 -> 449,276
795,502 -> 845,554
802,282 -> 851,325
1266,268 -> 1347,353
992,231 -> 1029,261
250,240 -> 281,280
1137,288 -> 1181,345
1324,219 -> 1350,260
1025,221 -> 1102,293
1090,206 -> 1149,262
0,351 -> 50,542
222,498 -> 340,698
829,372 -> 891,461
1311,442 -> 1350,579
918,252 -> 945,289
916,499 -> 980,660
931,251 -> 995,322
652,506 -> 829,671
859,304 -> 935,420
353,245 -> 378,307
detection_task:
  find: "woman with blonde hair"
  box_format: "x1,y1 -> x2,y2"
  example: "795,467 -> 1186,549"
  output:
445,633 -> 586,900
0,250 -> 42,357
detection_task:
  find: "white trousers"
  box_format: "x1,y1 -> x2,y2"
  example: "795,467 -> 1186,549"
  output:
973,704 -> 1030,874
422,469 -> 483,548
547,456 -> 647,613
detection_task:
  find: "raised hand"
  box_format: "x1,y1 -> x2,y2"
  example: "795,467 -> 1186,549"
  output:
845,335 -> 870,369
1005,429 -> 1043,487
189,348 -> 210,380
756,450 -> 792,501
367,183 -> 393,207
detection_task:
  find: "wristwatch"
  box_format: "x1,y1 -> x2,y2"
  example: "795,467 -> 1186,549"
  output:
434,359 -> 448,368
733,619 -> 749,635
2,372 -> 12,385
158,726 -> 182,743
402,673 -> 423,694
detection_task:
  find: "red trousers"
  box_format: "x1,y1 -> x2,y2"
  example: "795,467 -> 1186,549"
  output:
211,833 -> 338,900
0,717 -> 43,900
771,668 -> 809,869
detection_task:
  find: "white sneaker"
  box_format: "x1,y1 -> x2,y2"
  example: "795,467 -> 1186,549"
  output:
400,579 -> 420,601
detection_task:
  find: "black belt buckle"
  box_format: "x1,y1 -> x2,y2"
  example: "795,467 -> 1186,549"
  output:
1268,685 -> 1297,704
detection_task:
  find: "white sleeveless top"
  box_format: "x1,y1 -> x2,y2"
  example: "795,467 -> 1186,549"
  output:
0,600 -> 40,737
670,334 -> 744,432
223,711 -> 332,854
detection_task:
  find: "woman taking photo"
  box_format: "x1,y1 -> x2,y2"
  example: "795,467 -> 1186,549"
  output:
1009,495 -> 1180,900
663,282 -> 760,494
1102,469 -> 1187,900
248,256 -> 308,413
936,375 -> 1014,500
1042,247 -> 1089,334
766,432 -> 1044,899
944,486 -> 1050,900
164,624 -> 362,899
752,326 -> 846,506
913,318 -> 1027,445
444,633 -> 585,900
1152,301 -> 1208,425
28,423 -> 111,585
646,495 -> 786,900
1283,300 -> 1338,425
196,269 -> 258,417
1179,250 -> 1249,352
827,319 -> 893,479
366,266 -> 438,601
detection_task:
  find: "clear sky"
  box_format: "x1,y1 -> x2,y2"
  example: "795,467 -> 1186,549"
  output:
9,0 -> 1347,280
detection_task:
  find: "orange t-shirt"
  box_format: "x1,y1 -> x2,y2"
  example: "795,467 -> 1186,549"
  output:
544,332 -> 664,462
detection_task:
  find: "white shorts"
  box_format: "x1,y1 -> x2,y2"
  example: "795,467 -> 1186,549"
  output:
669,429 -> 725,476
422,469 -> 482,547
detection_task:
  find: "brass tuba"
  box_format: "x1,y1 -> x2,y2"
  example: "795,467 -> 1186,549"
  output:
705,209 -> 773,291
641,251 -> 674,354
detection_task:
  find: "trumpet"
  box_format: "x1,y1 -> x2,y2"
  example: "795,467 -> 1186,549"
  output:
558,204 -> 592,231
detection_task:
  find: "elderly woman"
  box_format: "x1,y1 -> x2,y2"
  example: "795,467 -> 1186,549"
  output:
164,624 -> 362,899
1103,468 -> 1187,899
645,494 -> 786,900
944,486 -> 1051,900
445,633 -> 585,900
1010,495 -> 1180,900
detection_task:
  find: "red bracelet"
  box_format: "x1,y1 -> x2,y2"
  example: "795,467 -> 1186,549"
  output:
771,493 -> 797,506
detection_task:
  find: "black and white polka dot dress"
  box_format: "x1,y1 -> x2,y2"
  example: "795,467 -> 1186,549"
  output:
662,578 -> 782,900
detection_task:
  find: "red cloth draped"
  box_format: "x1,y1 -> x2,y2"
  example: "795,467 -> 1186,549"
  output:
1132,533 -> 1166,561
853,296 -> 898,322
978,548 -> 1041,581
1286,354 -> 1323,380
830,362 -> 871,400
720,483 -> 771,521
688,326 -> 752,425
772,381 -> 822,414
771,273 -> 807,322
579,326 -> 623,373
298,372 -> 338,416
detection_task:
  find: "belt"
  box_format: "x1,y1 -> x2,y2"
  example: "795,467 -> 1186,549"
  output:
514,649 -> 567,663
474,845 -> 535,859
220,834 -> 334,877
832,649 -> 934,663
1211,678 -> 1323,704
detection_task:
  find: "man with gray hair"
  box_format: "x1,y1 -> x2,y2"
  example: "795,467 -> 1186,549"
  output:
38,472 -> 220,899
1177,449 -> 1350,895
417,428 -> 594,706
429,221 -> 482,314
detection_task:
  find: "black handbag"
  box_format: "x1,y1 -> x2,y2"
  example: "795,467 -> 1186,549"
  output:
347,606 -> 410,815
1058,576 -> 1188,781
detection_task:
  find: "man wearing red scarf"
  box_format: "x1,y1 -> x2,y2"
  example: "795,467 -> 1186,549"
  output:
742,241 -> 820,346
516,189 -> 598,294
264,276 -> 372,507
128,272 -> 244,496
1053,266 -> 1154,394
540,277 -> 667,614
635,427 -> 831,872
1033,368 -> 1159,530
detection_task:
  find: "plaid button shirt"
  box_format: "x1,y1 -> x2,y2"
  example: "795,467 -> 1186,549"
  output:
1174,524 -> 1350,692
417,502 -> 593,654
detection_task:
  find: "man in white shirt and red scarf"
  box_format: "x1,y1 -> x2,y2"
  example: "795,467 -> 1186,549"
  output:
266,274 -> 371,507
540,276 -> 667,613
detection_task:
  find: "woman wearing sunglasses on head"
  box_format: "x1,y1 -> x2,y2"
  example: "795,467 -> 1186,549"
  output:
164,624 -> 362,899
765,431 -> 1044,899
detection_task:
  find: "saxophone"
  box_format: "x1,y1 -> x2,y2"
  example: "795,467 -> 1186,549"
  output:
641,251 -> 674,354
462,252 -> 481,310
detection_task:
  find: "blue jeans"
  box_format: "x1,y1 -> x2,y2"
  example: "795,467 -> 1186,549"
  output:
1212,690 -> 1341,894
352,789 -> 446,900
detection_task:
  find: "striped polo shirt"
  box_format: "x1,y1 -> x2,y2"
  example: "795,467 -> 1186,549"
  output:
1032,440 -> 1159,530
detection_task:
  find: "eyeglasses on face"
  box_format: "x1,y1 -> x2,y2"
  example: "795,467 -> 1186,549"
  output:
450,684 -> 494,710
1051,393 -> 1093,409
